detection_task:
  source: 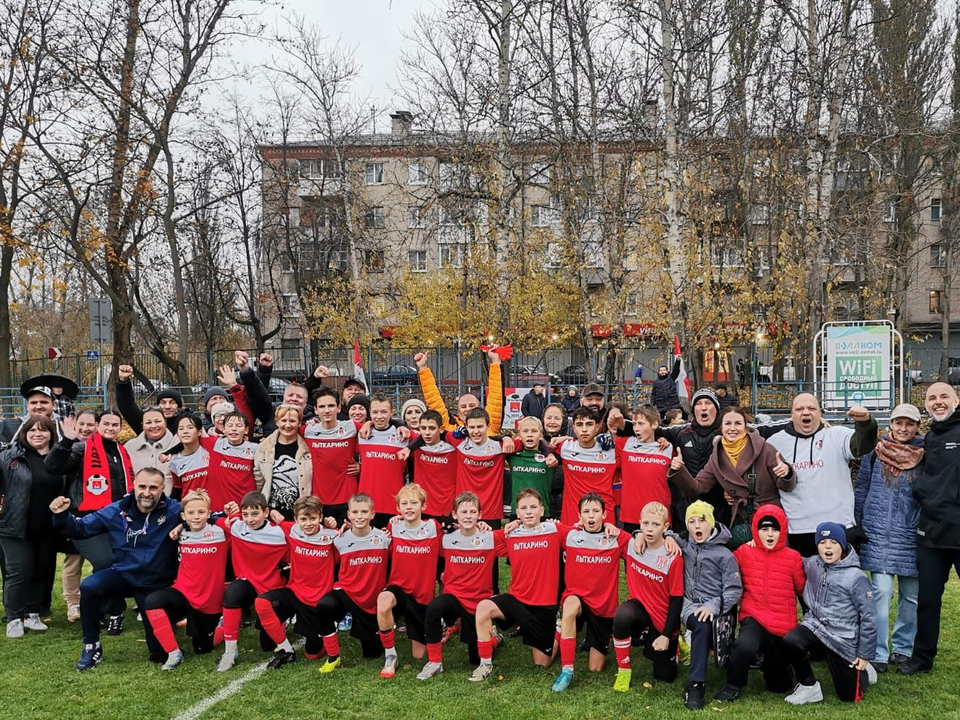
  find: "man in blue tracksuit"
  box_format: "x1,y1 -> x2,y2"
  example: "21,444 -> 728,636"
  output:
50,467 -> 181,671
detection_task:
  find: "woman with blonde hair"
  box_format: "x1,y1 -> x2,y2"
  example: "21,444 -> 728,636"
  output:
254,404 -> 312,520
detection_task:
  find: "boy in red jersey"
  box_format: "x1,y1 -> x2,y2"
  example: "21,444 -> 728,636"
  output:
167,415 -> 209,500
472,488 -> 613,682
255,495 -> 340,669
417,492 -> 505,680
143,490 -> 230,670
552,407 -> 619,525
714,505 -> 805,702
615,405 -> 674,534
613,501 -> 684,692
358,395 -> 414,528
197,412 -> 258,512
552,493 -> 629,691
408,410 -> 457,521
377,484 -> 442,677
218,491 -> 289,672
317,493 -> 392,672
302,387 -> 360,524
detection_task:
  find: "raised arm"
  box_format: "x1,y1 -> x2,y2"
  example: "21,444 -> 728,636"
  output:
669,356 -> 681,381
846,407 -> 879,459
484,348 -> 503,435
414,351 -> 452,429
116,365 -> 144,435
234,352 -> 273,425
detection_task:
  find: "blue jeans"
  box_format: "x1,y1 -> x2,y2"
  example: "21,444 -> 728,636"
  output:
869,572 -> 918,663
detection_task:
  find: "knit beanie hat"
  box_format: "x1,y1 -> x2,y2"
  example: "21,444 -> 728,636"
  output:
691,387 -> 720,413
203,386 -> 228,410
210,401 -> 236,419
346,394 -> 371,414
401,398 -> 426,418
158,388 -> 184,408
757,515 -> 781,532
815,522 -> 847,553
685,500 -> 716,529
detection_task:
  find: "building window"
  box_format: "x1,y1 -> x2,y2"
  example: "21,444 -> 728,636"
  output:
710,245 -> 744,267
364,250 -> 385,273
531,205 -> 552,228
439,205 -> 461,226
300,158 -> 342,180
625,292 -> 639,316
584,241 -> 603,268
931,198 -> 942,222
545,241 -> 563,269
408,250 -> 427,273
750,203 -> 770,226
365,163 -> 384,185
407,205 -> 426,229
883,199 -> 896,223
930,290 -> 942,314
408,162 -> 428,185
282,294 -> 300,318
931,243 -> 946,267
280,339 -> 300,362
329,248 -> 350,271
529,161 -> 550,185
439,242 -> 465,269
364,207 -> 385,229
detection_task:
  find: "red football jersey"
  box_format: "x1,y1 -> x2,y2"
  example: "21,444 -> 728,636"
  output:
168,446 -> 209,494
229,520 -> 289,594
556,439 -> 618,525
202,437 -> 257,512
333,528 -> 391,614
387,519 -> 442,605
172,520 -> 231,614
453,436 -> 507,520
413,440 -> 458,516
623,542 -> 684,634
495,521 -> 569,606
440,529 -> 507,614
302,420 -> 360,506
561,528 -> 630,617
357,426 -> 412,514
283,523 -> 339,605
615,437 -> 673,525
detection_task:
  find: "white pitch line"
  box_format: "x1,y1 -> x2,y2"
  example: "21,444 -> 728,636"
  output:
172,641 -> 305,720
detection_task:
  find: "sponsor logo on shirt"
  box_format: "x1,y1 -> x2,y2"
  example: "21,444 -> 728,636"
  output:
627,455 -> 670,464
513,540 -> 549,550
295,545 -> 331,557
630,560 -> 664,583
349,555 -> 384,565
451,555 -> 486,564
464,457 -> 495,468
566,463 -> 607,474
396,544 -> 432,554
421,454 -> 449,465
181,545 -> 219,555
220,460 -> 250,471
575,555 -> 614,564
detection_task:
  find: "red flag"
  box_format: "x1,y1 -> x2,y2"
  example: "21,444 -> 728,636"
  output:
674,336 -> 690,401
352,339 -> 368,393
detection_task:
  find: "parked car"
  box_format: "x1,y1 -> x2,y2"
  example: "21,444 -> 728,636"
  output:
267,377 -> 289,403
949,357 -> 960,384
372,364 -> 419,386
559,364 -> 590,386
512,365 -> 562,387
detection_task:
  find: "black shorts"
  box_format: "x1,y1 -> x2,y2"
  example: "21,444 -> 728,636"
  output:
143,587 -> 221,654
491,594 -> 557,656
383,585 -> 427,644
317,589 -> 380,650
573,599 -> 613,655
260,587 -> 324,642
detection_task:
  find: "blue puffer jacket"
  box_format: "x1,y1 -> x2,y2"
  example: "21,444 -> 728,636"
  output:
853,434 -> 924,577
52,492 -> 181,589
801,549 -> 878,663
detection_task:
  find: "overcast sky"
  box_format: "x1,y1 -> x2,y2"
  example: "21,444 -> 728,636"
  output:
231,0 -> 435,129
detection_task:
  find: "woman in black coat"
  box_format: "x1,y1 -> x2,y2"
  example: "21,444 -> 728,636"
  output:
0,416 -> 64,638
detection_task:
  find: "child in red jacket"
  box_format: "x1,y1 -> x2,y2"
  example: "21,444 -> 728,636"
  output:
715,504 -> 805,702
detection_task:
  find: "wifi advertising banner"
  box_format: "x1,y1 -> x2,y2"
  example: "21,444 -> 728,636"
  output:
824,324 -> 892,410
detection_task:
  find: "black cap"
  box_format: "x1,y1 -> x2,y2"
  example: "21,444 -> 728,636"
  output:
343,377 -> 366,390
582,382 -> 604,398
757,516 -> 781,532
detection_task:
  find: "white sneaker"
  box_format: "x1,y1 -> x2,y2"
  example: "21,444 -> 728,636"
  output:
866,663 -> 878,685
785,681 -> 823,705
379,654 -> 398,678
468,662 -> 494,682
6,619 -> 24,638
67,605 -> 81,623
217,650 -> 239,672
24,614 -> 48,631
417,662 -> 443,680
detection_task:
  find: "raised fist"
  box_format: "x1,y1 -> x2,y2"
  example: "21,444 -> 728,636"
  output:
118,365 -> 134,382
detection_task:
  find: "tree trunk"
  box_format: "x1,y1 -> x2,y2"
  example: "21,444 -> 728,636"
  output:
0,244 -> 13,385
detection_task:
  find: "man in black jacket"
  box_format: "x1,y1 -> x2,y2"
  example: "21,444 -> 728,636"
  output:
650,357 -> 682,418
520,382 -> 549,420
900,382 -> 960,675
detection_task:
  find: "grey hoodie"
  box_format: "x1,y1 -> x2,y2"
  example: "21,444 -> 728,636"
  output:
801,549 -> 878,663
671,525 -> 743,622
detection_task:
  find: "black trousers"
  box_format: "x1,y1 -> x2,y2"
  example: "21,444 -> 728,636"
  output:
783,625 -> 866,702
143,587 -> 220,655
0,534 -> 58,618
424,593 -> 479,664
726,617 -> 793,692
686,614 -> 713,683
613,599 -> 678,682
913,545 -> 960,665
223,579 -> 273,651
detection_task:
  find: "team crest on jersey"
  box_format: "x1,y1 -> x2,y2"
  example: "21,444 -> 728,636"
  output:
416,526 -> 429,538
596,451 -> 606,460
203,529 -> 215,541
472,535 -> 484,547
535,454 -> 545,462
389,434 -> 398,443
86,474 -> 108,495
599,536 -> 610,547
337,427 -> 345,436
656,554 -> 667,569
371,535 -> 382,546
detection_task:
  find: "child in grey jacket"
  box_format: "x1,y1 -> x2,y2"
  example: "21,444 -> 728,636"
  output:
783,522 -> 879,704
668,500 -> 743,711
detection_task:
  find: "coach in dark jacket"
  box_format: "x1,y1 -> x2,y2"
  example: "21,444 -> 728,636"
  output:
0,417 -> 64,635
901,383 -> 960,675
521,383 -> 549,419
50,467 -> 182,669
650,357 -> 682,416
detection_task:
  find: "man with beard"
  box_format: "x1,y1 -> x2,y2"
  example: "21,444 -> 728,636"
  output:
760,394 -> 877,558
49,467 -> 182,670
899,382 -> 960,675
655,388 -> 725,528
580,383 -> 634,438
650,359 -> 682,418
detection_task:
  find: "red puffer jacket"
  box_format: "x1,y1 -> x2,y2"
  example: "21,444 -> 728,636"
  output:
733,504 -> 805,637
